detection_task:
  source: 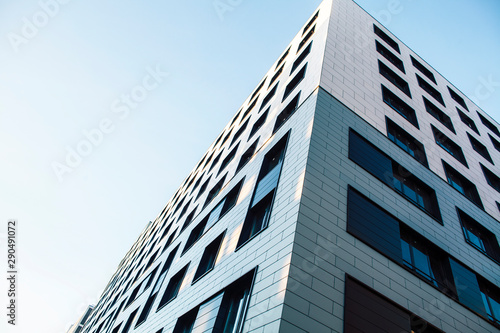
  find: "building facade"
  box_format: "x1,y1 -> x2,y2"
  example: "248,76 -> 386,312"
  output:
78,0 -> 500,332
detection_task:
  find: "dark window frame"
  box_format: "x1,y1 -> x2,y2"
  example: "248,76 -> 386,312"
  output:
432,125 -> 467,166
468,133 -> 493,164
381,85 -> 419,128
424,97 -> 455,134
379,60 -> 411,98
376,40 -> 405,73
386,117 -> 428,167
443,161 -> 483,209
374,24 -> 400,53
410,55 -> 436,84
282,64 -> 307,101
417,74 -> 445,106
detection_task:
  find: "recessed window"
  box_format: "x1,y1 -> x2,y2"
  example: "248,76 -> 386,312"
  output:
386,117 -> 428,167
448,86 -> 469,111
193,233 -> 225,283
111,323 -> 122,333
283,64 -> 307,101
196,176 -> 211,200
178,199 -> 191,219
480,278 -> 500,324
125,283 -> 142,308
157,264 -> 189,310
410,55 -> 436,84
274,92 -> 301,133
297,25 -> 315,53
260,83 -> 278,111
468,133 -> 493,164
376,40 -> 405,73
162,228 -> 177,253
236,138 -> 259,172
481,163 -> 500,193
121,308 -> 139,333
478,112 -> 500,137
432,126 -> 467,166
172,307 -> 198,333
291,42 -> 312,74
218,144 -> 239,176
303,10 -> 319,36
269,64 -> 284,88
490,134 -> 500,152
381,85 -> 418,128
424,97 -> 455,133
203,151 -> 215,169
373,24 -> 400,53
184,219 -> 207,253
229,109 -> 242,127
458,208 -> 500,262
249,109 -> 268,139
240,99 -> 258,124
181,206 -> 198,232
250,78 -> 266,102
219,130 -> 232,148
417,74 -> 445,106
378,60 -> 411,98
237,134 -> 289,248
204,175 -> 226,208
443,161 -> 483,209
458,108 -> 479,134
190,174 -> 203,195
275,47 -> 290,70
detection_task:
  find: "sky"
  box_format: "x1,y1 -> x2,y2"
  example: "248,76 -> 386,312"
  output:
0,0 -> 498,332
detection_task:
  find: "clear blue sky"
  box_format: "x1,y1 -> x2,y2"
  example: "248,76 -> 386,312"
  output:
0,1 -> 498,332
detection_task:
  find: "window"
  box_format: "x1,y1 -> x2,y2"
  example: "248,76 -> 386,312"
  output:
236,138 -> 259,172
417,74 -> 445,106
269,64 -> 283,88
229,109 -> 241,127
193,233 -> 225,283
181,207 -> 198,232
373,24 -> 400,53
190,173 -> 203,194
490,134 -> 500,152
178,199 -> 191,219
218,144 -> 239,176
125,283 -> 142,308
478,112 -> 500,137
410,55 -> 436,84
250,78 -> 266,102
381,85 -> 418,128
196,176 -> 211,200
237,134 -> 289,248
297,25 -> 315,53
378,60 -> 411,97
457,108 -> 479,134
184,218 -> 208,253
283,64 -> 306,101
291,42 -> 312,74
480,279 -> 500,325
458,208 -> 500,262
481,164 -> 500,193
203,151 -> 215,169
274,92 -> 301,133
432,126 -> 466,166
208,150 -> 224,173
204,175 -> 226,208
303,10 -> 319,36
349,130 -> 441,221
240,100 -> 257,124
260,83 -> 278,111
448,86 -> 469,111
157,264 -> 189,310
162,228 -> 177,253
121,308 -> 139,333
111,323 -> 122,333
386,117 -> 428,167
468,133 -> 493,163
275,47 -> 290,70
376,40 -> 405,73
443,161 -> 483,209
424,97 -> 455,133
249,109 -> 268,139
172,307 -> 198,333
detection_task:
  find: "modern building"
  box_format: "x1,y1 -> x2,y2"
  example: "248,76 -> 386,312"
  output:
67,305 -> 95,333
78,0 -> 500,332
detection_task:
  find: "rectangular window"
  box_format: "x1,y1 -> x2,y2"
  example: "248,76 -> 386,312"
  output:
208,150 -> 224,173
417,74 -> 445,106
184,218 -> 207,254
291,42 -> 312,74
181,207 -> 198,232
250,78 -> 266,102
260,83 -> 278,111
381,85 -> 418,128
283,64 -> 306,101
424,97 -> 455,133
236,138 -> 259,172
481,164 -> 500,193
448,86 -> 469,111
204,175 -> 226,208
157,264 -> 189,310
443,161 -> 483,209
178,199 -> 191,219
386,117 -> 428,167
349,130 -> 441,221
237,134 -> 289,248
196,176 -> 211,200
478,112 -> 500,137
274,92 -> 301,133
458,208 -> 500,262
275,47 -> 290,70
249,109 -> 268,139
218,144 -> 239,176
376,40 -> 405,73
121,308 -> 139,333
193,232 -> 225,283
410,55 -> 436,84
172,307 -> 198,333
490,134 -> 500,152
378,60 -> 411,97
231,119 -> 248,147
432,126 -> 467,166
303,11 -> 319,36
480,279 -> 500,325
297,25 -> 315,53
458,108 -> 479,134
162,228 -> 178,253
374,24 -> 400,53
269,65 -> 284,88
468,133 -> 493,163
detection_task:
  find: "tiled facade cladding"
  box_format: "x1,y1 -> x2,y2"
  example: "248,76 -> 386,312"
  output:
80,0 -> 500,332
